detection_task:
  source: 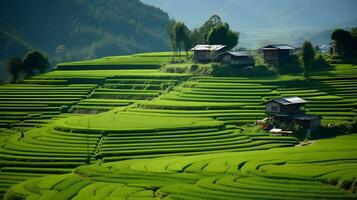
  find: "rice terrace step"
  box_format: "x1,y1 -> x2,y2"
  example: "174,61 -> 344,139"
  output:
1,1 -> 357,199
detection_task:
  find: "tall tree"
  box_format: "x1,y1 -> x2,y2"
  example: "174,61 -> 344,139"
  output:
207,23 -> 239,50
184,31 -> 192,58
167,21 -> 177,61
301,41 -> 315,78
190,15 -> 223,46
22,50 -> 49,76
174,22 -> 190,60
6,57 -> 22,83
331,29 -> 352,55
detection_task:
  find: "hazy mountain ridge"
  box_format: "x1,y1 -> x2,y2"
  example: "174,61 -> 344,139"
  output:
142,0 -> 357,48
142,0 -> 357,30
0,0 -> 171,66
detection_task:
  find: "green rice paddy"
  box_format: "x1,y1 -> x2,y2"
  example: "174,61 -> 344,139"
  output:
0,52 -> 356,199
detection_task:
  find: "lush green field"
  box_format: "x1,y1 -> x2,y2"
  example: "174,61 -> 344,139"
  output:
0,52 -> 356,199
55,52 -> 190,70
4,134 -> 357,199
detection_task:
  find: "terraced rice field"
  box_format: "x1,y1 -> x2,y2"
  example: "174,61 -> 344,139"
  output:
4,134 -> 357,199
0,52 -> 357,199
127,75 -> 357,124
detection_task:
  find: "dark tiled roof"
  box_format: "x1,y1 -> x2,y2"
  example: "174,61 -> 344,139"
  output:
262,44 -> 295,50
220,51 -> 253,57
265,97 -> 307,105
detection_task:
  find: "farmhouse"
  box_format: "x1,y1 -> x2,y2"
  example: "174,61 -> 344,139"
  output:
263,97 -> 321,134
191,45 -> 226,63
261,44 -> 295,66
218,51 -> 255,66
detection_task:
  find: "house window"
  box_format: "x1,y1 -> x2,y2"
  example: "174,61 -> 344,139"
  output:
271,106 -> 279,112
299,106 -> 305,111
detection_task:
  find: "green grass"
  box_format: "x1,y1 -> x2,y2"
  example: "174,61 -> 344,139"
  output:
0,53 -> 357,199
4,134 -> 357,199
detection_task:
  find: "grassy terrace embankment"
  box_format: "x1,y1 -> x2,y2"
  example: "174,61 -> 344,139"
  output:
0,52 -> 357,199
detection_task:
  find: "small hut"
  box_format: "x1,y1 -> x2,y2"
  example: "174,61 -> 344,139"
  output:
261,44 -> 295,66
263,97 -> 321,133
191,45 -> 226,63
218,51 -> 255,66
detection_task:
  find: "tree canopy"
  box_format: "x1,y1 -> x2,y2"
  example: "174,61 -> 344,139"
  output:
331,28 -> 357,56
167,22 -> 190,61
22,50 -> 49,76
197,15 -> 239,49
207,23 -> 239,50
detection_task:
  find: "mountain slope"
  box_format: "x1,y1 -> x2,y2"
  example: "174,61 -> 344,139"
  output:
0,0 -> 171,64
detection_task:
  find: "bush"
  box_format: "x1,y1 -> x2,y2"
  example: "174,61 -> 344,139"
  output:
6,57 -> 23,83
211,63 -> 277,77
22,50 -> 49,76
313,54 -> 330,69
59,105 -> 70,113
277,55 -> 301,74
311,118 -> 357,139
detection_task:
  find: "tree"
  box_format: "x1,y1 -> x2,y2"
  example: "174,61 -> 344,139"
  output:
226,30 -> 239,50
208,24 -> 229,45
351,27 -> 357,53
173,22 -> 190,60
6,57 -> 22,83
167,21 -> 177,62
184,31 -> 193,58
331,29 -> 352,55
189,15 -> 223,46
207,23 -> 239,50
301,41 -> 315,78
22,50 -> 49,76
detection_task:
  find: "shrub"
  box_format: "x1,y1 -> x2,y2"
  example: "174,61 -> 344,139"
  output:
6,57 -> 23,83
211,63 -> 276,77
313,54 -> 330,69
311,118 -> 357,139
277,55 -> 301,74
59,105 -> 70,113
190,64 -> 199,72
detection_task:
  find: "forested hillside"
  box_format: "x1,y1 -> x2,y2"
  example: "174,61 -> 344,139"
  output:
0,0 -> 171,66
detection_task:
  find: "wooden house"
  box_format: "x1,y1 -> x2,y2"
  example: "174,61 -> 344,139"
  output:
218,51 -> 255,66
191,45 -> 226,63
264,97 -> 321,132
261,44 -> 295,66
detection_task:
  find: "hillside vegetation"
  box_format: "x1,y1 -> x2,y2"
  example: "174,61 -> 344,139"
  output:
0,0 -> 171,66
0,52 -> 356,199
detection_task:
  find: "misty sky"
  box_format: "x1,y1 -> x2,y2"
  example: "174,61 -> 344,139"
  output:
141,0 -> 357,30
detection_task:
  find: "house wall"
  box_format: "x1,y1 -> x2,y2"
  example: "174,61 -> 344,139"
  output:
263,49 -> 291,66
280,104 -> 305,115
231,57 -> 255,66
220,54 -> 231,63
263,49 -> 279,66
193,51 -> 211,62
278,50 -> 292,65
310,118 -> 321,131
266,102 -> 305,115
219,55 -> 255,66
265,102 -> 280,113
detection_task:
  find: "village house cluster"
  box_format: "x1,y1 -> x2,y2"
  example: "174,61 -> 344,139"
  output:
191,44 -> 296,67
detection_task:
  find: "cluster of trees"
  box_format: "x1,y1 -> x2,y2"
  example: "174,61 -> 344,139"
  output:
7,50 -> 49,83
167,15 -> 239,61
331,28 -> 357,56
